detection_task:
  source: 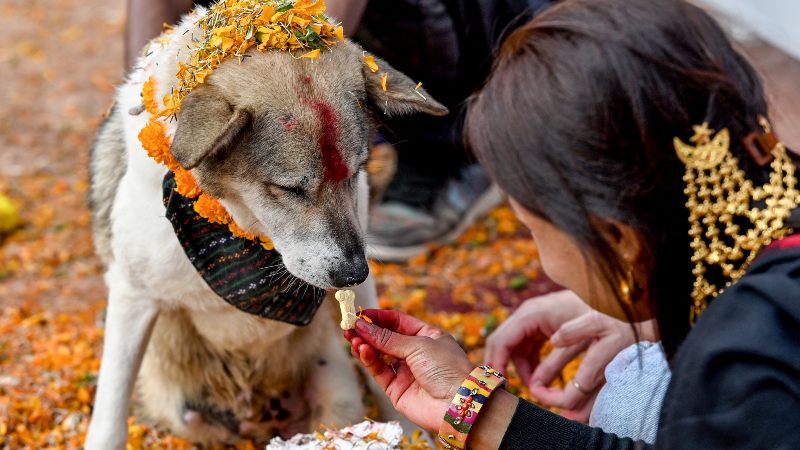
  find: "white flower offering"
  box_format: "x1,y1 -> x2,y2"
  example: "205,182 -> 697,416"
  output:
266,420 -> 405,450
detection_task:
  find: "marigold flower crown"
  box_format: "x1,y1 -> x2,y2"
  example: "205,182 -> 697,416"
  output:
137,0 -> 347,249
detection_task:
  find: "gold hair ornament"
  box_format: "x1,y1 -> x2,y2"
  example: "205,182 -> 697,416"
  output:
674,118 -> 800,323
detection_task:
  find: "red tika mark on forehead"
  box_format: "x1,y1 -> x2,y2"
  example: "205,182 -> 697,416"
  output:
307,100 -> 349,183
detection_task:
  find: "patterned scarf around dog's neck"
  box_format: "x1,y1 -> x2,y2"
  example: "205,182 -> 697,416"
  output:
162,172 -> 326,326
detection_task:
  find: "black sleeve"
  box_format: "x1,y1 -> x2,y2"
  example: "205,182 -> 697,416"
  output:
656,252 -> 800,450
500,399 -> 652,450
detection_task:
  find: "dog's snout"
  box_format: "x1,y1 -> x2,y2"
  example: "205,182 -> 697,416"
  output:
330,258 -> 369,288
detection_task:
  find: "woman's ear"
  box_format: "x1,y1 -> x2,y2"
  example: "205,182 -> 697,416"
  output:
171,85 -> 252,170
360,53 -> 449,117
597,218 -> 644,266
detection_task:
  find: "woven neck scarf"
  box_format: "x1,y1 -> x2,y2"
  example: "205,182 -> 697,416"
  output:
162,172 -> 326,326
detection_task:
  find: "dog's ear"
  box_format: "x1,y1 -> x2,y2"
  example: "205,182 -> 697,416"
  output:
171,85 -> 252,170
362,54 -> 449,117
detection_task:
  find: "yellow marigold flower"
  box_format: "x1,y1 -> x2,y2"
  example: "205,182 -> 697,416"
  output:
161,94 -> 182,118
195,68 -> 211,84
194,193 -> 231,224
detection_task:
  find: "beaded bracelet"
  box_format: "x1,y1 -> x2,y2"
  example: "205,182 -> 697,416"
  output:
438,365 -> 507,450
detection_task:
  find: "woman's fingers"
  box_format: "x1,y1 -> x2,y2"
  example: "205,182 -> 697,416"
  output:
529,361 -> 602,412
357,342 -> 398,392
354,319 -> 425,359
484,341 -> 512,374
361,309 -> 443,338
358,342 -> 379,366
354,341 -> 419,406
484,325 -> 525,371
530,337 -> 616,411
529,379 -> 592,411
529,340 -> 589,389
550,311 -> 610,347
567,336 -> 619,392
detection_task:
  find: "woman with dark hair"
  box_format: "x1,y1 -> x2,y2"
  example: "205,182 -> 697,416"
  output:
344,0 -> 800,448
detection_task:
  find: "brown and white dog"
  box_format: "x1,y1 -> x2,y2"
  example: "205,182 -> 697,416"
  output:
85,7 -> 446,448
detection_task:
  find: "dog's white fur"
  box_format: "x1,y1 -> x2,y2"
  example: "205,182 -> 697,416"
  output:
85,10 -> 381,448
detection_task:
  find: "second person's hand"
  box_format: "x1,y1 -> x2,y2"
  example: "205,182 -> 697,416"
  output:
484,290 -> 591,386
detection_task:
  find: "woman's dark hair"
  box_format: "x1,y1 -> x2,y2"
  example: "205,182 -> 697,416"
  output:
466,0 -> 777,356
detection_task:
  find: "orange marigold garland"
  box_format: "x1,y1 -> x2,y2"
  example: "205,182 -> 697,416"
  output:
141,76 -> 160,116
138,120 -> 175,169
138,0 -> 344,250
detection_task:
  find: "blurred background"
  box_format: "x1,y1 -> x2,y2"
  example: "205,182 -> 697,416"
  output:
0,0 -> 798,448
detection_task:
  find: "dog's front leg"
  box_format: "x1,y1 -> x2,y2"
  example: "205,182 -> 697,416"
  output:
307,325 -> 365,430
85,285 -> 158,450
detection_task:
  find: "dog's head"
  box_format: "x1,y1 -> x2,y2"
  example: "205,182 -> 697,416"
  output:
170,42 -> 447,289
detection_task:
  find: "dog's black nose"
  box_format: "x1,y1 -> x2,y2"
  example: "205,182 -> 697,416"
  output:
330,259 -> 369,288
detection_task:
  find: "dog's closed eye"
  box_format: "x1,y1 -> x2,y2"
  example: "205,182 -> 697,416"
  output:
271,184 -> 307,198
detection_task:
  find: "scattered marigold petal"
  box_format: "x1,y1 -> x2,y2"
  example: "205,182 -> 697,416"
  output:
301,49 -> 320,59
363,54 -> 379,73
380,72 -> 388,92
357,306 -> 374,323
333,25 -> 344,42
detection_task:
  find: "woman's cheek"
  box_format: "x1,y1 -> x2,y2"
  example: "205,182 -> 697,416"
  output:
528,231 -> 572,286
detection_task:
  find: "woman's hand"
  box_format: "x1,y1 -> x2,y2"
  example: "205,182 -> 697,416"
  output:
529,310 -> 657,421
484,290 -> 657,422
344,309 -> 473,433
484,290 -> 591,386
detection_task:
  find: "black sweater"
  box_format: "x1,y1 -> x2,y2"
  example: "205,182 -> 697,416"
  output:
499,246 -> 800,449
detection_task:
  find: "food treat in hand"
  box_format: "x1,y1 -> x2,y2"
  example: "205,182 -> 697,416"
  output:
335,289 -> 357,330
